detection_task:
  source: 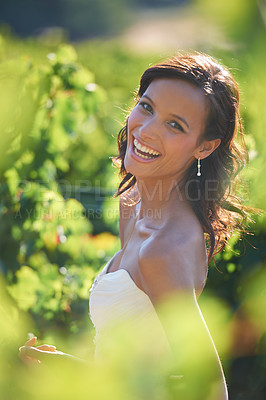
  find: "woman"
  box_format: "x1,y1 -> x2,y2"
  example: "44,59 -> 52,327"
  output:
20,53 -> 248,399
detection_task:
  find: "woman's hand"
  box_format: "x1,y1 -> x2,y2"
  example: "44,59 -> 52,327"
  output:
19,336 -> 70,365
19,336 -> 87,366
19,336 -> 61,365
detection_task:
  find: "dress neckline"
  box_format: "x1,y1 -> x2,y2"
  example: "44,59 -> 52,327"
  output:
100,254 -> 152,302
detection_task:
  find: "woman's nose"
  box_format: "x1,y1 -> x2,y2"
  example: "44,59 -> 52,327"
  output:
139,117 -> 160,142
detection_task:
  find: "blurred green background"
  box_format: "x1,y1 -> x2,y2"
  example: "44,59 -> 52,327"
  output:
0,0 -> 265,399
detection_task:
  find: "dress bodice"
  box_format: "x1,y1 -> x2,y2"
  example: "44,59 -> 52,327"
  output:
89,254 -> 171,360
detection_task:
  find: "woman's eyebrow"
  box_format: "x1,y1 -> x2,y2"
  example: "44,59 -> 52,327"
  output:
170,113 -> 189,129
142,94 -> 155,105
142,94 -> 189,129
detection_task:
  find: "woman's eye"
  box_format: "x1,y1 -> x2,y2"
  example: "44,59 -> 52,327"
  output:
168,120 -> 184,132
139,101 -> 153,113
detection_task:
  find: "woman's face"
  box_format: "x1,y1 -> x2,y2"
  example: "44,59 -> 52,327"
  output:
124,78 -> 209,181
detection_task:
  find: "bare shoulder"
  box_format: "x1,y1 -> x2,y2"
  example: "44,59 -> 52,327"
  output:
139,214 -> 208,303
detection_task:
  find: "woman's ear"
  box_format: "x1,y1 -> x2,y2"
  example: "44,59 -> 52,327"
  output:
195,138 -> 221,160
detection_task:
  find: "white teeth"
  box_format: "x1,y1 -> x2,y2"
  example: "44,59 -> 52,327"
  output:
133,138 -> 160,157
134,147 -> 152,159
135,148 -> 154,159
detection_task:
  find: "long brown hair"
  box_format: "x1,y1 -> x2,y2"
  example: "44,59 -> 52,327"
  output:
114,52 -> 250,261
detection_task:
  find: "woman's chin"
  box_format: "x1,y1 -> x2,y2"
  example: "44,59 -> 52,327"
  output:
124,155 -> 134,175
124,156 -> 143,178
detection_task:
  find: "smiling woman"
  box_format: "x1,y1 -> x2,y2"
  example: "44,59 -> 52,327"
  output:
107,53 -> 250,398
19,52 -> 252,400
116,53 -> 248,261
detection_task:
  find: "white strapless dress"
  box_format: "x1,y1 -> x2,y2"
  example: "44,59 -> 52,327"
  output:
89,255 -> 228,399
89,254 -> 171,361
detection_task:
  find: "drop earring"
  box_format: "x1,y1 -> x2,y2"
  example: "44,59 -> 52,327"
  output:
197,157 -> 201,177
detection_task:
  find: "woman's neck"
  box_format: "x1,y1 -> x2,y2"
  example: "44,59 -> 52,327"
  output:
136,176 -> 188,223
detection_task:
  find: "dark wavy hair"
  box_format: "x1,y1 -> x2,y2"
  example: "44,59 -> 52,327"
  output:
114,52 -> 250,261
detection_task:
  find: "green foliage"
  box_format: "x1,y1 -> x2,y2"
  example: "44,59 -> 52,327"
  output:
194,0 -> 260,41
76,40 -> 158,132
0,40 -> 119,334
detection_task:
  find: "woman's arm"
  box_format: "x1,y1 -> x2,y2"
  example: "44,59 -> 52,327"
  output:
139,240 -> 229,400
157,290 -> 228,400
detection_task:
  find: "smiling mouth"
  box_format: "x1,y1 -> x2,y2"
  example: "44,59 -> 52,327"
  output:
133,137 -> 160,160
